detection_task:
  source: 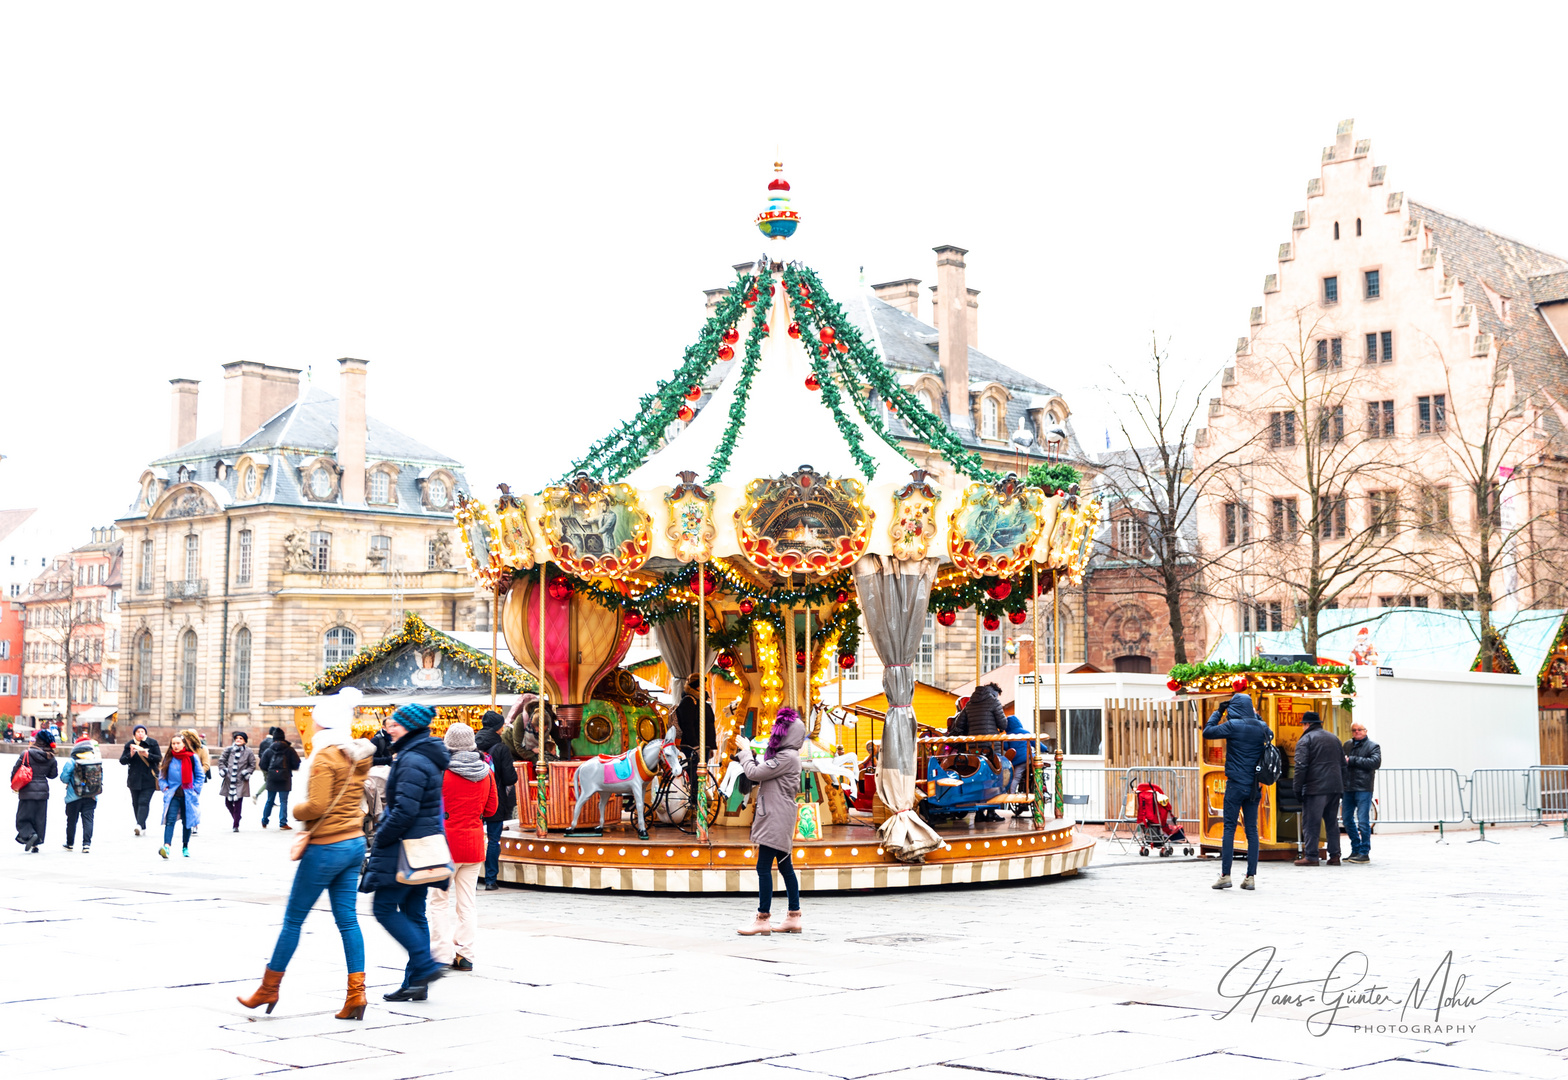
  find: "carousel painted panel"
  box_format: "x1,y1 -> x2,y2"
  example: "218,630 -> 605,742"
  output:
540,475 -> 653,578
734,466 -> 873,577
947,476 -> 1048,578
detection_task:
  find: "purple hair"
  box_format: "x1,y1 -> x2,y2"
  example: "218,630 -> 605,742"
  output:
765,708 -> 800,761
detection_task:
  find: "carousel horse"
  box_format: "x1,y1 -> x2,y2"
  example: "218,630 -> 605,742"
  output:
568,724 -> 683,840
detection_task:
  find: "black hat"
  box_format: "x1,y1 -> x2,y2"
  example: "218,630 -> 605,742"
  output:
481,710 -> 505,731
1302,711 -> 1322,726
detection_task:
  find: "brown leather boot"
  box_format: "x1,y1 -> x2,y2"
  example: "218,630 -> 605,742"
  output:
335,972 -> 367,1020
236,968 -> 284,1013
1326,855 -> 1342,866
278,823 -> 294,831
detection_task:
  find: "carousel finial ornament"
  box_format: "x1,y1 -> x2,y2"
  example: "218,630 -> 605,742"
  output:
756,160 -> 799,240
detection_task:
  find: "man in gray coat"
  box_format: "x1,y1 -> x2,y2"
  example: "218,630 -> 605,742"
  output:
1293,711 -> 1343,866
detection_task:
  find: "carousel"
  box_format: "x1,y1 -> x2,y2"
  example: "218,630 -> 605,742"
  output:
456,164 -> 1102,892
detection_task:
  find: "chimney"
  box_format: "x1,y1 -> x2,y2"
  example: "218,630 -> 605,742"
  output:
933,245 -> 972,433
337,358 -> 368,506
871,278 -> 921,318
222,362 -> 302,446
1017,633 -> 1036,676
927,284 -> 981,348
169,379 -> 200,451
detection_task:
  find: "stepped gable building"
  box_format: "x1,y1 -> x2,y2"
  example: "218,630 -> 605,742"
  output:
117,359 -> 484,741
703,247 -> 1092,691
1195,119 -> 1568,650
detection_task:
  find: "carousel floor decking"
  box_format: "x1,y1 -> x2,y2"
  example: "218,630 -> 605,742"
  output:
497,813 -> 1096,892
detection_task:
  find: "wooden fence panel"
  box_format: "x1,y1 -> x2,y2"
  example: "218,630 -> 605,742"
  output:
1104,697 -> 1209,768
1542,709 -> 1567,767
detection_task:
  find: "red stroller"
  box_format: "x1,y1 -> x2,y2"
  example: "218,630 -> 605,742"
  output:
1131,782 -> 1194,857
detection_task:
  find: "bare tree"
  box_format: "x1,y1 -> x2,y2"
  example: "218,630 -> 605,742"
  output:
1092,337 -> 1259,664
1220,307 -> 1421,655
1399,339 -> 1568,671
27,563 -> 102,724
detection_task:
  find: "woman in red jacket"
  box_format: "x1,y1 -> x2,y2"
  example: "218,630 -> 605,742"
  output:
429,723 -> 497,972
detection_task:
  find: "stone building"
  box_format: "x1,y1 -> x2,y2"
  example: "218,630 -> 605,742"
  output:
116,359 -> 484,742
1194,120 -> 1568,649
704,246 -> 1092,691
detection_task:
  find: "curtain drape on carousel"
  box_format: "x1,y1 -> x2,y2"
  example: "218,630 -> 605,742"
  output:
854,554 -> 945,862
654,614 -> 719,693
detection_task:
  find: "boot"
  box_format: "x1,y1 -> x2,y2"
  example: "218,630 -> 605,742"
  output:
737,912 -> 772,936
1326,855 -> 1342,866
335,973 -> 367,1020
278,823 -> 293,831
383,983 -> 428,1002
1293,856 -> 1319,866
1241,876 -> 1256,891
1212,874 -> 1232,890
778,910 -> 803,934
237,968 -> 284,1014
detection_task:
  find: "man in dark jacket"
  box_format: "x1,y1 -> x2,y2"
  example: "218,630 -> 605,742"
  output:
475,710 -> 517,891
370,721 -> 395,768
1293,711 -> 1344,866
1202,693 -> 1270,890
959,683 -> 1008,820
259,727 -> 301,830
119,724 -> 162,835
1341,721 -> 1381,863
676,676 -> 716,806
12,729 -> 59,851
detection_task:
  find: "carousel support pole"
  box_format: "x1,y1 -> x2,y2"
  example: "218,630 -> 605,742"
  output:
804,602 -> 812,736
535,562 -> 549,840
974,608 -> 981,686
489,585 -> 499,711
784,588 -> 799,713
1031,562 -> 1044,828
696,560 -> 710,845
1053,570 -> 1064,819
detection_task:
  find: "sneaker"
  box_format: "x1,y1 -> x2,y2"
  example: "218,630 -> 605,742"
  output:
484,881 -> 499,891
1347,854 -> 1369,863
158,846 -> 170,859
182,848 -> 190,857
62,844 -> 73,851
1240,876 -> 1256,890
82,845 -> 89,854
1212,875 -> 1232,890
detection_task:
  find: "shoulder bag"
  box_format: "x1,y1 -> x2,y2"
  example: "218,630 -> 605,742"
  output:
290,753 -> 355,861
396,832 -> 454,886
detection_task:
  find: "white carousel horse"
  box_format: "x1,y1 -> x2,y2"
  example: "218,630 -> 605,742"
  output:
568,724 -> 682,840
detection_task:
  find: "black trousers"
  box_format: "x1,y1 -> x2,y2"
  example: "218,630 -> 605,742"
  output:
131,787 -> 155,829
15,800 -> 47,846
66,799 -> 96,847
1301,793 -> 1342,860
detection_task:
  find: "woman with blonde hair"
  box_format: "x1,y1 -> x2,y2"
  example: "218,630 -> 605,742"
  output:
158,730 -> 206,859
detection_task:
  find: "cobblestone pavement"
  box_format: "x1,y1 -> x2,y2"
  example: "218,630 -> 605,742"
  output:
2,758 -> 1565,1079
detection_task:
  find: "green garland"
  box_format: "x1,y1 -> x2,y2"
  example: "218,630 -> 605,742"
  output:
1168,657 -> 1356,702
1537,615 -> 1568,687
706,267 -> 774,483
1472,628 -> 1519,674
303,610 -> 536,696
783,264 -> 995,482
1026,462 -> 1083,493
928,571 -> 1057,620
563,269 -> 757,482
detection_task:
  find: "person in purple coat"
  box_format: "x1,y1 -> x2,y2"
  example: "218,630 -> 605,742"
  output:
733,707 -> 805,937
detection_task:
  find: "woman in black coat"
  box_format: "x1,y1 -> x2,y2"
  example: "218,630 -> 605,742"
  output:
119,724 -> 162,835
12,730 -> 59,851
675,675 -> 716,797
259,727 -> 301,830
960,683 -> 1007,821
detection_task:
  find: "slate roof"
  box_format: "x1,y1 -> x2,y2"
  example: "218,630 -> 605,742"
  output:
1408,200 -> 1568,401
124,387 -> 467,520
1090,446 -> 1199,566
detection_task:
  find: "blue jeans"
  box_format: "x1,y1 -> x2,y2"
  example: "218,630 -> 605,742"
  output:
1344,790 -> 1374,856
484,819 -> 503,885
1220,779 -> 1260,878
756,845 -> 800,914
163,791 -> 192,848
268,837 -> 366,973
372,883 -> 440,985
263,790 -> 288,826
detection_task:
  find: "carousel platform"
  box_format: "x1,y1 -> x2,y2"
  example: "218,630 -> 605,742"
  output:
496,813 -> 1095,893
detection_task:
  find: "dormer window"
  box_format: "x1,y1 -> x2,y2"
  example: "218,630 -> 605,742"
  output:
309,467 -> 334,499
428,478 -> 449,507
981,397 -> 999,439
371,471 -> 389,503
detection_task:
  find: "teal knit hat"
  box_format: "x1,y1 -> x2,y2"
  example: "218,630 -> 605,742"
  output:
391,703 -> 436,732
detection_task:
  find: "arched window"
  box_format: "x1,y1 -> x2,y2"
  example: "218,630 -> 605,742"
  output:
324,626 -> 357,666
233,627 -> 252,711
181,630 -> 198,712
136,633 -> 153,711
917,389 -> 934,414
981,397 -> 999,439
428,477 -> 450,507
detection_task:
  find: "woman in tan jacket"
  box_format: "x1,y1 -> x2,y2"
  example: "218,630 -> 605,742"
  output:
238,693 -> 376,1020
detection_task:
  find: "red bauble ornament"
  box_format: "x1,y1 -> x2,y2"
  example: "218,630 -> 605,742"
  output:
1166,678 -> 1182,692
766,284 -> 775,296
839,654 -> 855,669
887,400 -> 897,413
635,624 -> 650,636
717,344 -> 734,362
983,615 -> 1001,631
804,374 -> 821,391
989,581 -> 1013,600
787,322 -> 802,339
834,589 -> 848,604
836,340 -> 849,353
760,322 -> 770,335
677,403 -> 695,423
1008,610 -> 1028,625
795,650 -> 807,667
623,611 -> 644,630
722,327 -> 739,346
685,385 -> 701,401
1232,676 -> 1249,692
738,598 -> 755,616
547,577 -> 572,601
819,326 -> 836,344
718,653 -> 735,669
802,299 -> 815,310
744,290 -> 758,309
937,610 -> 958,627
799,282 -> 811,297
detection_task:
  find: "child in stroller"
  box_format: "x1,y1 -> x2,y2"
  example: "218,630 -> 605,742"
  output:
1131,781 -> 1194,857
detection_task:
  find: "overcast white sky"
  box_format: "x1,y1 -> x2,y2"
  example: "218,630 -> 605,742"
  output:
5,2 -> 1568,549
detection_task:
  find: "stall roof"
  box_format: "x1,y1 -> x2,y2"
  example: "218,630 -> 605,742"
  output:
77,706 -> 117,724
261,691 -> 524,709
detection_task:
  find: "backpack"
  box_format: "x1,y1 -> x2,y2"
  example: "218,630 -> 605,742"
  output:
70,760 -> 104,799
1255,728 -> 1283,786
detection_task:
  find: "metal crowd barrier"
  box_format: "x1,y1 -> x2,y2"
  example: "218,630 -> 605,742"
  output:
1059,768 -> 1116,823
1371,768 -> 1468,841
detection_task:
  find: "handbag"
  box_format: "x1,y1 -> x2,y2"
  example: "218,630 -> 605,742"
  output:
290,755 -> 357,861
10,752 -> 34,793
396,832 -> 454,886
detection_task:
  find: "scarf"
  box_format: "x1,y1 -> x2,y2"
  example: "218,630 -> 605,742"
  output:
447,749 -> 491,783
224,745 -> 247,785
171,747 -> 196,790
